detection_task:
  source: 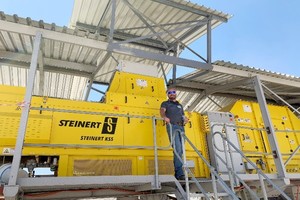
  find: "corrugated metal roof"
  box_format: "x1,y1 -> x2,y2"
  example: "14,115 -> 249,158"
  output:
0,12 -> 94,100
69,0 -> 231,84
214,60 -> 300,80
0,65 -> 88,100
175,61 -> 300,113
70,0 -> 230,47
0,0 -> 231,102
1,1 -> 299,115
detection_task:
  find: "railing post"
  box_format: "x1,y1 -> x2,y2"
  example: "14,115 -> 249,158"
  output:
183,133 -> 239,200
180,131 -> 190,199
284,145 -> 300,166
210,168 -> 218,200
221,134 -> 235,192
152,116 -> 160,189
259,173 -> 268,200
212,131 -> 291,200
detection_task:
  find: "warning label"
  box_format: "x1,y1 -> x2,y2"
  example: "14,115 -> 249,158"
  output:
3,148 -> 14,155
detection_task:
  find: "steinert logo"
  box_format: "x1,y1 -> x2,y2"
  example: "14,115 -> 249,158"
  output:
101,117 -> 118,134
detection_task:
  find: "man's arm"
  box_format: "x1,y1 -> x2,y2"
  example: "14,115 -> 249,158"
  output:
160,107 -> 170,124
180,104 -> 189,124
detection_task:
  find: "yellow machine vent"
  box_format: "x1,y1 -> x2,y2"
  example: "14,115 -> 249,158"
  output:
0,116 -> 51,144
148,159 -> 174,175
73,159 -> 132,176
0,116 -> 19,138
200,115 -> 210,133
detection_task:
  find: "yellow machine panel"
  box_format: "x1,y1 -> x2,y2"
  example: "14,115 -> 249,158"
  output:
0,85 -> 52,145
222,100 -> 300,174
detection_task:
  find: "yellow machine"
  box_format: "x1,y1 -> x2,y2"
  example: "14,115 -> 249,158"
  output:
0,71 -> 299,179
0,71 -> 209,178
222,100 -> 300,174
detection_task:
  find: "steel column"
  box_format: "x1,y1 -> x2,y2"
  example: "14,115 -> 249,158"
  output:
84,77 -> 94,101
252,76 -> 288,179
207,17 -> 212,64
4,31 -> 42,199
172,44 -> 179,84
158,62 -> 168,86
109,0 -> 116,42
38,50 -> 44,95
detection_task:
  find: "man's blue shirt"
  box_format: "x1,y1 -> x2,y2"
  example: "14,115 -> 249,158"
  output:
161,100 -> 185,125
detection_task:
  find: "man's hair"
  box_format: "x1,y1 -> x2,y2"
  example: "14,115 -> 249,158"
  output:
167,87 -> 176,92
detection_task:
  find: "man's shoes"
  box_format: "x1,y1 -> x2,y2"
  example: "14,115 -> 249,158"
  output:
177,175 -> 186,180
176,175 -> 193,181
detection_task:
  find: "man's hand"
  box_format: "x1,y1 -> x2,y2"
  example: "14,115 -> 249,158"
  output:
164,117 -> 170,124
183,116 -> 189,125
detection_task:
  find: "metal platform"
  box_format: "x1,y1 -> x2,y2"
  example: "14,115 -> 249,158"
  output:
4,175 -> 186,200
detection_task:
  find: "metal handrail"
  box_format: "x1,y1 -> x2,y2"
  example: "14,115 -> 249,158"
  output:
22,107 -> 297,199
169,128 -> 209,200
214,151 -> 260,200
211,123 -> 300,163
180,131 -> 240,200
13,106 -> 180,193
284,145 -> 300,166
213,131 -> 291,200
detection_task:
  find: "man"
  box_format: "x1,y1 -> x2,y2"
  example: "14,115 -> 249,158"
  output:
160,88 -> 189,180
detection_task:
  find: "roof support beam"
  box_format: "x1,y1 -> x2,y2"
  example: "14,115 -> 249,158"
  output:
0,20 -> 212,70
95,1 -> 111,35
108,43 -> 212,70
176,85 -> 260,102
91,86 -> 106,95
84,52 -> 112,101
262,83 -> 300,115
158,62 -> 168,86
186,77 -> 253,111
287,98 -> 300,104
150,0 -> 228,22
212,64 -> 300,88
207,96 -> 222,108
122,0 -> 169,49
0,20 -> 109,50
205,77 -> 253,95
76,22 -> 172,50
115,20 -> 206,46
131,10 -> 209,62
0,51 -> 96,73
187,92 -> 206,111
174,70 -> 210,85
0,60 -> 92,78
83,0 -> 117,101
117,19 -> 207,31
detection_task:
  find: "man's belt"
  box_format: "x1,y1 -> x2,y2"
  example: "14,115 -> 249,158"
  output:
173,122 -> 184,126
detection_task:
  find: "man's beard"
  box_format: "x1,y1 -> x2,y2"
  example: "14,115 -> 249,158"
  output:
169,96 -> 176,101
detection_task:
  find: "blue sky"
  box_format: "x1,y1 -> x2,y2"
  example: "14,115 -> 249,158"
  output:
0,0 -> 299,78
